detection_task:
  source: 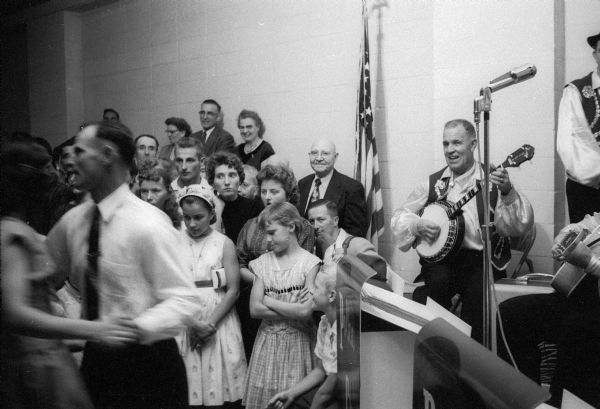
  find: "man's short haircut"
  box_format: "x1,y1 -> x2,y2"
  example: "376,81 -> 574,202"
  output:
444,119 -> 475,139
92,121 -> 135,167
238,109 -> 266,138
307,199 -> 338,218
103,108 -> 120,120
206,151 -> 245,185
165,117 -> 192,137
175,137 -> 204,160
202,99 -> 221,112
134,134 -> 159,149
257,164 -> 300,206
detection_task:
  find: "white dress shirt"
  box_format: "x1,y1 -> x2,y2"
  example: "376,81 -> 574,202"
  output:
391,163 -> 534,253
170,177 -> 212,195
314,315 -> 337,374
204,126 -> 215,143
47,184 -> 201,344
322,228 -> 351,264
305,171 -> 334,213
556,70 -> 600,188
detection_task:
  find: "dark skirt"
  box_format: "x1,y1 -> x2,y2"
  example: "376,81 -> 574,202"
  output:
81,338 -> 188,409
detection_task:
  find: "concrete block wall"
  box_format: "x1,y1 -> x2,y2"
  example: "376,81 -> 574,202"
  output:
80,0 -> 362,179
431,0 -> 560,277
26,0 -> 600,281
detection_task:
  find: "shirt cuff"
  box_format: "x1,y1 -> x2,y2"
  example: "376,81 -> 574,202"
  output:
408,217 -> 421,236
499,187 -> 517,205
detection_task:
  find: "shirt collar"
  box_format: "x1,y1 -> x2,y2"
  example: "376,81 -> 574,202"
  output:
333,228 -> 349,249
441,162 -> 481,182
315,170 -> 334,185
205,126 -> 215,137
592,69 -> 600,90
97,183 -> 131,223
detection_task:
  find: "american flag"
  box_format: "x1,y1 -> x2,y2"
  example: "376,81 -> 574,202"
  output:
355,8 -> 384,248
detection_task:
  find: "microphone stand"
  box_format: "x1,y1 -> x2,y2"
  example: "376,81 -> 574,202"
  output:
473,64 -> 536,350
474,87 -> 494,350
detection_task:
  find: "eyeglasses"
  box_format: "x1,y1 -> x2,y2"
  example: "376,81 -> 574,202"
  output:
309,151 -> 333,158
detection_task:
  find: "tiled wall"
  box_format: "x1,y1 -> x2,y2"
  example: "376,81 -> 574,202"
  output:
27,0 -> 600,281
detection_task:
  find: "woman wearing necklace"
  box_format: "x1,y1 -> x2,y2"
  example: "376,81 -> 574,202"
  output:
176,184 -> 247,408
236,110 -> 275,170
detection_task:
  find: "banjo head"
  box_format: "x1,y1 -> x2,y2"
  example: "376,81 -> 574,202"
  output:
416,202 -> 463,262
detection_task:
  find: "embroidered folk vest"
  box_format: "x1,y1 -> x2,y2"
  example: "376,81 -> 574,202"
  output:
426,167 -> 512,269
570,72 -> 600,143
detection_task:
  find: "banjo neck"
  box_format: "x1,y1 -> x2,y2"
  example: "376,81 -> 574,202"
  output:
446,180 -> 484,218
443,144 -> 534,219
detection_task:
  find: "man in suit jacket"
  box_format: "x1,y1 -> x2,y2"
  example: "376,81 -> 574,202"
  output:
189,99 -> 236,156
297,138 -> 368,238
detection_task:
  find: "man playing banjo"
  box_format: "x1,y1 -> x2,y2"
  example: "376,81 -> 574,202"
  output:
391,118 -> 533,343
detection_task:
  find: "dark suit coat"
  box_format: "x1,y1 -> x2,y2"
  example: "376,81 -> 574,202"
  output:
190,126 -> 236,156
158,144 -> 175,162
298,169 -> 369,238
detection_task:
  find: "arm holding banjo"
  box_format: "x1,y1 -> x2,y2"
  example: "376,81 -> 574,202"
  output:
492,168 -> 535,239
391,183 -> 440,252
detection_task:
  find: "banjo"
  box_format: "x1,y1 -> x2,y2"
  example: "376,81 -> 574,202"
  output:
551,228 -> 600,297
416,144 -> 535,263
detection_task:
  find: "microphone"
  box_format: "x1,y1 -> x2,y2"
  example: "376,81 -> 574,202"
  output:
486,64 -> 537,93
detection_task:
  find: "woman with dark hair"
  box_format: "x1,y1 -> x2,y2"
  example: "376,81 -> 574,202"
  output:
236,109 -> 275,170
139,166 -> 182,229
1,141 -> 138,409
206,151 -> 263,243
235,164 -> 315,360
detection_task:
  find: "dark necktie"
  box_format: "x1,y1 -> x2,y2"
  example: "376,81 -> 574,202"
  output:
86,205 -> 101,320
311,178 -> 322,202
199,130 -> 207,145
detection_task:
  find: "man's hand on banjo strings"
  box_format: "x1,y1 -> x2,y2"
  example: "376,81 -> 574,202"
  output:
413,219 -> 441,244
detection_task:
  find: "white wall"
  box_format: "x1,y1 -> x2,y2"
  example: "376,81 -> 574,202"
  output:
81,0 -> 362,179
27,0 -> 600,281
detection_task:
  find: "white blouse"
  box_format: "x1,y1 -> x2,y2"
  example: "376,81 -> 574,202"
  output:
556,69 -> 600,188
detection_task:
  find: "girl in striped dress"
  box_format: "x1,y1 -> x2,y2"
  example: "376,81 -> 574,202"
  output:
242,202 -> 321,409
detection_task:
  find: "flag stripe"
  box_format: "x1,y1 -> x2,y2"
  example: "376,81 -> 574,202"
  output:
355,8 -> 384,248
